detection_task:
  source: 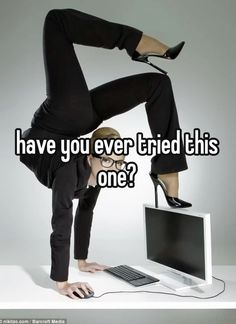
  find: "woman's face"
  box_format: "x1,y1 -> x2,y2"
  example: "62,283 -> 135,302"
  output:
87,152 -> 125,182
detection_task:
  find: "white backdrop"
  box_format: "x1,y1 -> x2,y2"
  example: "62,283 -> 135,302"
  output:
1,0 -> 235,274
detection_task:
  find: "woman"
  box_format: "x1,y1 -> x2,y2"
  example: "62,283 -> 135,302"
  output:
19,8 -> 191,299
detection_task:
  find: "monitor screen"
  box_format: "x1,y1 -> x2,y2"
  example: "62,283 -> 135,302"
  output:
145,207 -> 206,280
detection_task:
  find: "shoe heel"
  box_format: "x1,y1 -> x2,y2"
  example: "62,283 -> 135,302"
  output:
132,51 -> 168,75
145,59 -> 168,74
149,172 -> 159,208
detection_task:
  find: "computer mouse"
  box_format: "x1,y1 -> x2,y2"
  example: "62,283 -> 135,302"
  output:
72,288 -> 94,299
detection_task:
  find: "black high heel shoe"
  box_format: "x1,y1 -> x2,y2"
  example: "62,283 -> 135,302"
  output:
149,172 -> 192,208
132,41 -> 185,74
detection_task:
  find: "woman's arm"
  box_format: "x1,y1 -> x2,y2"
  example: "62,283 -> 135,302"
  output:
73,186 -> 110,272
51,161 -> 98,298
73,185 -> 101,260
50,160 -> 77,282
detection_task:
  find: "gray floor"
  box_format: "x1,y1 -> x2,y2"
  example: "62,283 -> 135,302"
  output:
0,310 -> 236,324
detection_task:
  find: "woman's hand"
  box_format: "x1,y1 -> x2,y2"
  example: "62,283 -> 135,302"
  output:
56,281 -> 94,300
78,259 -> 110,273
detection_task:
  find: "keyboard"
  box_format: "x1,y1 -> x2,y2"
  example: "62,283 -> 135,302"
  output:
104,265 -> 159,287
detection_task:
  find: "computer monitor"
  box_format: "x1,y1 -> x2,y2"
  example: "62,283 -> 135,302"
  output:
143,204 -> 212,291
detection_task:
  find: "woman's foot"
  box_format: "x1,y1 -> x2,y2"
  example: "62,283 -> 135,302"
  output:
136,34 -> 169,56
158,172 -> 179,197
133,35 -> 185,74
149,172 -> 192,208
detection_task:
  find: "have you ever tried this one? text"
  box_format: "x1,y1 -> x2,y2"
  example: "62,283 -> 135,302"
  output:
15,128 -> 220,188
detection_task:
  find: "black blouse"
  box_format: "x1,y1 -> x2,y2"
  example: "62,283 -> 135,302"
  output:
19,127 -> 101,281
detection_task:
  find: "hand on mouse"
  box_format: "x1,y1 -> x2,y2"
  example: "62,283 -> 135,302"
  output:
78,259 -> 110,273
56,281 -> 94,300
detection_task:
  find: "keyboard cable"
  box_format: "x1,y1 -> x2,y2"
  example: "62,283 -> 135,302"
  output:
91,275 -> 225,300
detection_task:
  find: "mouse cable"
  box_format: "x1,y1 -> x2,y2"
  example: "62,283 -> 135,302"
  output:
92,275 -> 225,299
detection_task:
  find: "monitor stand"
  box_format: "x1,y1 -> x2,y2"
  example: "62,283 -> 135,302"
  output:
157,270 -> 206,291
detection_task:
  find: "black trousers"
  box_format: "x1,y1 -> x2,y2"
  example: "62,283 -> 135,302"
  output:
31,8 -> 187,174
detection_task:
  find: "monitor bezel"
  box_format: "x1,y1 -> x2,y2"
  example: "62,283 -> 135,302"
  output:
143,204 -> 212,285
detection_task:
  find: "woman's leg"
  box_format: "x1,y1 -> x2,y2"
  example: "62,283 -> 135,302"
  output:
31,8 -> 143,136
89,72 -> 188,195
